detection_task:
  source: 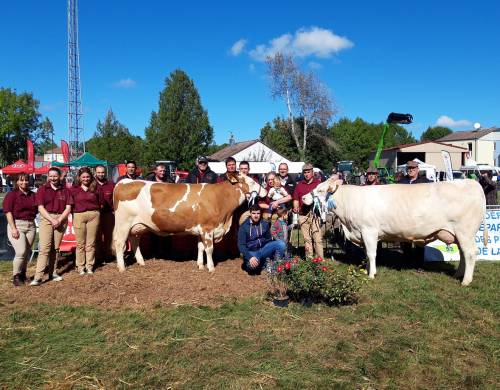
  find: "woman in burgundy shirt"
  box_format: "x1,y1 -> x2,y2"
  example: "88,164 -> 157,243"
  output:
32,167 -> 74,286
70,167 -> 104,274
3,172 -> 37,286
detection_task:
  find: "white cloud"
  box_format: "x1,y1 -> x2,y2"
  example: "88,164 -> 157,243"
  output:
409,123 -> 423,129
112,78 -> 137,88
40,105 -> 55,111
434,116 -> 472,127
308,61 -> 323,69
248,27 -> 353,62
230,39 -> 247,56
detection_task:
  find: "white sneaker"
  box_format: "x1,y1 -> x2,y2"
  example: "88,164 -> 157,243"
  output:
78,270 -> 85,275
50,274 -> 63,282
30,278 -> 42,286
87,269 -> 93,274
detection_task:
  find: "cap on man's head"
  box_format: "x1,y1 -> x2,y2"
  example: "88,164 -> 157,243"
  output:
406,161 -> 418,169
302,163 -> 313,171
366,167 -> 378,174
198,155 -> 209,163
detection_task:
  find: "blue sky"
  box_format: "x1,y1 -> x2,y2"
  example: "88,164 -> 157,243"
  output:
1,0 -> 499,150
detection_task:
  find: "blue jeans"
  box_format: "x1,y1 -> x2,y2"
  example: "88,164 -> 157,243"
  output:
247,240 -> 286,270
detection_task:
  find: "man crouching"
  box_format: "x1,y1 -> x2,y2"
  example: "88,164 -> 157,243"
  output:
238,204 -> 286,275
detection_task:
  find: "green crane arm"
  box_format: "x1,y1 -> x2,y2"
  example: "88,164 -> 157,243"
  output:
373,122 -> 390,168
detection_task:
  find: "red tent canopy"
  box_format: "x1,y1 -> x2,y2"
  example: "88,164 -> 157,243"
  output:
34,162 -> 52,174
0,160 -> 33,174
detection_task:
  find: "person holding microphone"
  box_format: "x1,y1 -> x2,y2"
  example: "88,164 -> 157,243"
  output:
70,167 -> 104,275
31,168 -> 74,286
3,172 -> 37,286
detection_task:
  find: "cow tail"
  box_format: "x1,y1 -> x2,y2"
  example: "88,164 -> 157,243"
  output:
483,206 -> 488,247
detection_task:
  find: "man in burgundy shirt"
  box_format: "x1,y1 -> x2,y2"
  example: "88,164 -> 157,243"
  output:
293,163 -> 324,258
95,164 -> 116,263
362,167 -> 382,186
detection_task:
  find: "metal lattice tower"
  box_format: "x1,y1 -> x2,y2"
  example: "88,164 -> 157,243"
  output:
68,0 -> 85,160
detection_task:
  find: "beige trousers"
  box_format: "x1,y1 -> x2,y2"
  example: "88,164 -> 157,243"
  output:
8,220 -> 36,275
73,211 -> 100,271
96,212 -> 115,259
35,214 -> 68,279
298,214 -> 324,258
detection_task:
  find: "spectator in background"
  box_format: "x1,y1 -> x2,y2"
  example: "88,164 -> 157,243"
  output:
95,165 -> 115,264
117,159 -> 142,182
29,174 -> 35,188
394,171 -> 405,184
480,171 -> 497,205
362,167 -> 382,186
277,163 -> 295,205
6,175 -> 13,193
186,156 -> 218,184
146,163 -> 174,183
403,161 -> 430,184
3,172 -> 37,286
70,167 -> 104,275
31,167 -> 74,285
219,157 -> 237,182
59,169 -> 68,187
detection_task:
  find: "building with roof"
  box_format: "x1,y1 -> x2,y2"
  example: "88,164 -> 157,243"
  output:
437,126 -> 500,166
208,139 -> 292,164
368,141 -> 467,171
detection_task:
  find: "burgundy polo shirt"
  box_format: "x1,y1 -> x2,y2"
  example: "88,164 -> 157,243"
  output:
97,180 -> 115,213
2,189 -> 37,220
70,185 -> 105,213
35,182 -> 74,214
292,178 -> 322,215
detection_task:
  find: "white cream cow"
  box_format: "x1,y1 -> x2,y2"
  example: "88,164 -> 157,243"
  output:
112,172 -> 267,273
302,179 -> 487,286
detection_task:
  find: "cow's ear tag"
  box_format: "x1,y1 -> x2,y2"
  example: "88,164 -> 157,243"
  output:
229,177 -> 238,183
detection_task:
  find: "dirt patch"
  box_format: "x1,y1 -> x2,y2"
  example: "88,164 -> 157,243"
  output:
0,257 -> 269,310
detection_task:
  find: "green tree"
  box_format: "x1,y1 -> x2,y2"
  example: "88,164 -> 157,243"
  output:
86,108 -> 145,164
145,69 -> 214,171
36,117 -> 58,155
260,116 -> 300,161
420,126 -> 453,142
0,87 -> 47,165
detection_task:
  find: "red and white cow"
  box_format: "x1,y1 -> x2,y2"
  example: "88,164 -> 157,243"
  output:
302,179 -> 487,286
112,172 -> 266,272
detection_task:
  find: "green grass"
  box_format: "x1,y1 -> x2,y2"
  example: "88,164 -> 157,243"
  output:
0,261 -> 499,389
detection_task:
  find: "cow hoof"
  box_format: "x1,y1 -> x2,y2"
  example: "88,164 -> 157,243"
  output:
368,274 -> 375,279
208,268 -> 215,274
118,267 -> 126,273
461,279 -> 472,287
198,265 -> 205,270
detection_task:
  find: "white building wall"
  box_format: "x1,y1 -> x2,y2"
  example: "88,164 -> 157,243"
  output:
44,153 -> 64,163
441,140 -> 494,166
232,142 -> 292,164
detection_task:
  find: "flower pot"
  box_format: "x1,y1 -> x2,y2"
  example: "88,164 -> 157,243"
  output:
299,293 -> 313,308
273,296 -> 289,307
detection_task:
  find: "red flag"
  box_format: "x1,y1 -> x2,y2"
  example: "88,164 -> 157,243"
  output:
61,140 -> 70,163
27,140 -> 34,173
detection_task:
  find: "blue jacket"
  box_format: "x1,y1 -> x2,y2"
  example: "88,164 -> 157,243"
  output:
238,219 -> 271,261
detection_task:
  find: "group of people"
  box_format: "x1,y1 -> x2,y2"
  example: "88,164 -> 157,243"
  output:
4,164 -> 116,286
5,154 -> 496,285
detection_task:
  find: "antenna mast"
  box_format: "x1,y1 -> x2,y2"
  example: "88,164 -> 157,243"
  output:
68,0 -> 85,160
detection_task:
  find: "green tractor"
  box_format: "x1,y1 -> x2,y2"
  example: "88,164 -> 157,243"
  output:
373,112 -> 413,184
336,160 -> 362,185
